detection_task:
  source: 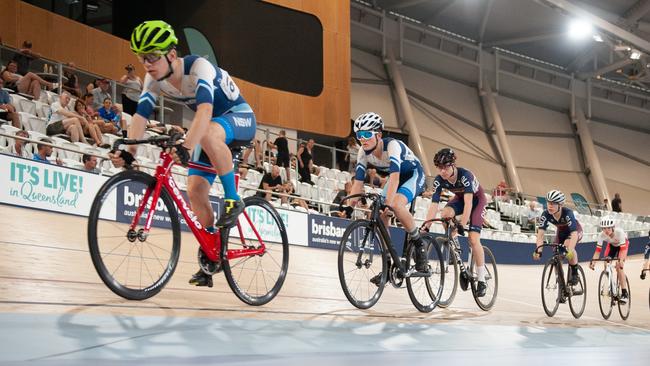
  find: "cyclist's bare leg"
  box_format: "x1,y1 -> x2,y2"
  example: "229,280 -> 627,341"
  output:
187,175 -> 213,227
391,193 -> 415,233
199,123 -> 233,175
468,231 -> 485,268
617,257 -> 628,291
564,237 -> 579,265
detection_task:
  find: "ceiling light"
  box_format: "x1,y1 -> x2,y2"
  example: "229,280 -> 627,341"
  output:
592,34 -> 603,42
568,19 -> 593,40
630,50 -> 642,60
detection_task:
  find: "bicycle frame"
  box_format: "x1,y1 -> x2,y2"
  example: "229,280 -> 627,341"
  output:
593,258 -> 621,298
129,149 -> 265,262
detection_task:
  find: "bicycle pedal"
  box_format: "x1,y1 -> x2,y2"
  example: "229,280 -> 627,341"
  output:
459,272 -> 469,291
409,270 -> 432,278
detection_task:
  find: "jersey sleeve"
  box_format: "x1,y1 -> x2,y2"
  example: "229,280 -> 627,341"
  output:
459,169 -> 477,194
614,228 -> 628,244
386,139 -> 403,174
354,149 -> 367,181
596,233 -> 605,249
537,211 -> 551,230
430,176 -> 444,203
135,73 -> 160,119
191,58 -> 217,106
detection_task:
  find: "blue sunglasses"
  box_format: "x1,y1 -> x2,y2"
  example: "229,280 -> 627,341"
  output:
356,130 -> 377,140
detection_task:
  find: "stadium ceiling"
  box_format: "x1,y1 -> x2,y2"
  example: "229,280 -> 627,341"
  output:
372,0 -> 650,88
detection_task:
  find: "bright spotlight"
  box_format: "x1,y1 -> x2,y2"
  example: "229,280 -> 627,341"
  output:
568,19 -> 593,40
630,50 -> 642,60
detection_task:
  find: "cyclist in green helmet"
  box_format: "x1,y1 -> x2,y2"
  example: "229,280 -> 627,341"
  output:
111,20 -> 256,287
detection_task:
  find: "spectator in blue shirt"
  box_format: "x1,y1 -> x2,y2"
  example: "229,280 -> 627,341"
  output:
98,97 -> 126,133
0,78 -> 20,128
33,138 -> 62,165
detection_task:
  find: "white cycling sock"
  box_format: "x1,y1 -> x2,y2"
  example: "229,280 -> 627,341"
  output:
477,266 -> 486,282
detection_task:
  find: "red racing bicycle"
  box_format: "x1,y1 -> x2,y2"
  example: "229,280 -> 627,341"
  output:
87,135 -> 289,305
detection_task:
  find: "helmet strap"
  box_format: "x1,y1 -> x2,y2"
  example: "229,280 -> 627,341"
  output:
156,53 -> 175,82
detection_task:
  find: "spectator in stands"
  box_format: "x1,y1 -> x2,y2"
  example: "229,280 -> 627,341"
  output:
82,154 -> 100,174
242,138 -> 263,171
365,167 -> 386,188
1,60 -> 56,100
73,100 -> 105,147
9,130 -> 32,159
91,79 -> 112,110
12,41 -> 42,75
86,78 -> 100,94
332,181 -> 354,218
97,97 -> 126,134
602,198 -> 610,211
82,94 -> 99,116
46,91 -> 88,144
493,181 -> 509,202
297,139 -> 315,184
344,136 -> 359,174
33,138 -> 62,165
62,62 -> 82,98
282,181 -> 309,210
267,130 -> 291,181
641,230 -> 649,280
257,165 -> 284,201
119,64 -> 142,115
525,200 -> 542,231
611,193 -> 622,212
0,78 -> 20,128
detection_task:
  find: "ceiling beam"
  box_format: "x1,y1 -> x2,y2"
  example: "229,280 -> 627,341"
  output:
535,0 -> 650,54
623,0 -> 650,24
478,0 -> 495,42
483,32 -> 565,47
580,58 -> 637,79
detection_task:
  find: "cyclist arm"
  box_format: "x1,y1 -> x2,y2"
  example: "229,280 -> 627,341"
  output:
535,228 -> 546,252
423,202 -> 439,230
592,236 -> 604,261
183,103 -> 212,149
460,192 -> 473,228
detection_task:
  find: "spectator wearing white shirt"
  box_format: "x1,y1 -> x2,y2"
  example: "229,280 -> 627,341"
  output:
46,91 -> 87,144
9,130 -> 32,159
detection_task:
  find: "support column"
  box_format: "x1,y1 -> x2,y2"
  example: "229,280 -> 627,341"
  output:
480,76 -> 523,193
385,49 -> 432,177
574,105 -> 610,205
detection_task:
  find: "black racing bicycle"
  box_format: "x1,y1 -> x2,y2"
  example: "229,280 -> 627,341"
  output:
536,243 -> 587,318
422,217 -> 498,311
337,193 -> 445,313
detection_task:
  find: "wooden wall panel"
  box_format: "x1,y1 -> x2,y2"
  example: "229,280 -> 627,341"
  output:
4,0 -> 351,136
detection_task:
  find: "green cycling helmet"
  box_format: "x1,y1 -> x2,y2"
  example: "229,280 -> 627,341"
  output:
130,20 -> 178,55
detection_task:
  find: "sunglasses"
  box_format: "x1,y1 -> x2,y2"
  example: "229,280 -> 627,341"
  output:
356,130 -> 378,140
137,53 -> 164,64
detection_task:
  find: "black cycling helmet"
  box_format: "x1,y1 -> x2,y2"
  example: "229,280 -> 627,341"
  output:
433,148 -> 456,167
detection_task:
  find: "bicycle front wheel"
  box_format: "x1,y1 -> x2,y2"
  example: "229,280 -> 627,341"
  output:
222,196 -> 289,306
568,264 -> 587,319
338,220 -> 388,309
598,270 -> 613,319
617,276 -> 631,320
435,237 -> 458,308
541,259 -> 561,317
406,235 -> 444,313
470,246 -> 498,311
87,170 -> 181,300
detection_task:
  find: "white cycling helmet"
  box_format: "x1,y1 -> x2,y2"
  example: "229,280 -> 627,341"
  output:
546,190 -> 565,204
353,112 -> 383,132
599,216 -> 615,228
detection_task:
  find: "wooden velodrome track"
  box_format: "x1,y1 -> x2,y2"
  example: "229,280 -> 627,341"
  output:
0,204 -> 649,365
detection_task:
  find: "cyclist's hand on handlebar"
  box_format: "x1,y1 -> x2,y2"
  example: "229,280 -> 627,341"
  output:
589,261 -> 595,271
532,247 -> 542,261
108,149 -> 135,169
172,144 -> 191,167
456,224 -> 466,237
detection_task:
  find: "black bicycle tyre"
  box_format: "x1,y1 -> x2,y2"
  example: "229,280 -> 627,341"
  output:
568,264 -> 587,319
541,258 -> 561,317
617,276 -> 631,320
597,270 -> 613,320
406,238 -> 444,313
87,170 -> 181,300
337,220 -> 388,309
469,246 -> 499,311
222,196 -> 289,306
435,237 -> 458,308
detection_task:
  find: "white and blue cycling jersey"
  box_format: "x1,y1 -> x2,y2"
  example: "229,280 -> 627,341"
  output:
354,137 -> 424,203
135,55 -> 257,185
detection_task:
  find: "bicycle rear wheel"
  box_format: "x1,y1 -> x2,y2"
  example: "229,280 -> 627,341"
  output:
406,236 -> 444,313
470,246 -> 498,311
87,170 -> 181,300
597,270 -> 613,320
617,276 -> 631,320
435,237 -> 458,308
338,220 -> 388,309
222,196 -> 289,306
568,264 -> 587,319
541,259 -> 561,317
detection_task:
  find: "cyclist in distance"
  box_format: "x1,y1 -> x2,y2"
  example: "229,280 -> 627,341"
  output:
589,216 -> 629,303
640,230 -> 649,280
348,112 -> 428,283
533,190 -> 583,286
110,20 -> 256,288
423,148 -> 488,297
